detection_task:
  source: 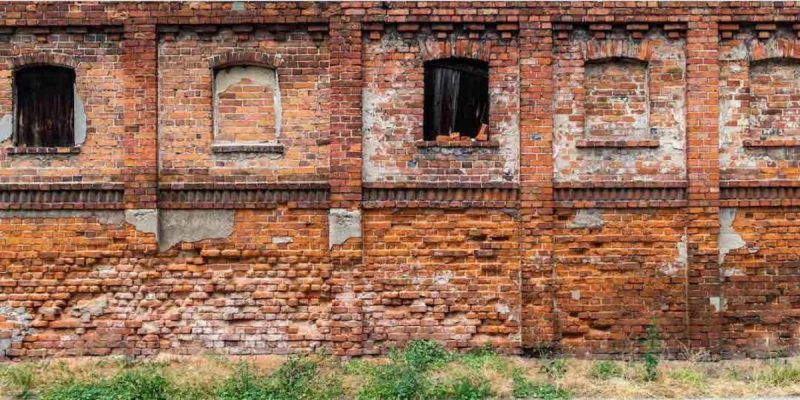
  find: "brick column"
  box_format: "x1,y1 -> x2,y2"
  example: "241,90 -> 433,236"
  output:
328,14 -> 365,357
122,21 -> 158,209
685,21 -> 722,356
519,19 -> 559,352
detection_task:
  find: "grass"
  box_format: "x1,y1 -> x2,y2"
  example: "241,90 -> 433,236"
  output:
3,343 -> 800,399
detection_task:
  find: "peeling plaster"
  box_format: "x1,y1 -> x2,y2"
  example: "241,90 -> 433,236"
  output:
433,271 -> 453,285
125,209 -> 158,236
158,210 -> 235,251
710,296 -> 727,312
0,114 -> 12,142
74,89 -> 87,145
0,306 -> 32,356
272,236 -> 293,245
0,210 -> 124,225
568,209 -> 604,229
329,208 -> 361,249
719,208 -> 746,265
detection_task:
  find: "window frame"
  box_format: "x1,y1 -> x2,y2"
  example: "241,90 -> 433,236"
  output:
12,65 -> 77,148
423,57 -> 490,141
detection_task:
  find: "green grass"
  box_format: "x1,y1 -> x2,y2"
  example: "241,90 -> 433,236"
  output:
6,342 -> 800,400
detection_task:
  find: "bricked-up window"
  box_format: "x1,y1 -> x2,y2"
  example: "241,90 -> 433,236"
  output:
584,58 -> 648,138
423,58 -> 489,140
13,66 -> 75,147
214,65 -> 280,143
749,58 -> 800,138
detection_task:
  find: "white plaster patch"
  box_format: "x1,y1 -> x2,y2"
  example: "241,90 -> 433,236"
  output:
125,209 -> 159,236
158,210 -> 235,251
719,208 -> 746,265
568,209 -> 604,229
709,296 -> 727,312
329,208 -> 361,249
272,236 -> 293,245
433,271 -> 454,285
571,290 -> 581,300
0,114 -> 12,142
495,303 -> 510,314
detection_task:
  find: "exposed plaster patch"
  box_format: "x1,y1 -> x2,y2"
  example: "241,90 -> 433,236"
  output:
719,208 -> 746,265
0,114 -> 12,142
0,210 -> 124,225
362,87 -> 403,181
0,306 -> 32,357
74,89 -> 87,145
721,267 -> 745,277
125,209 -> 159,236
568,209 -> 604,229
571,290 -> 581,300
495,303 -> 510,314
329,208 -> 361,249
71,294 -> 108,322
433,271 -> 453,285
710,296 -> 727,312
272,236 -> 293,245
159,210 -> 235,251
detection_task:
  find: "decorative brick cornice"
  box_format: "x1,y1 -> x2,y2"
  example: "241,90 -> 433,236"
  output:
0,183 -> 124,210
554,181 -> 688,208
158,182 -> 329,209
721,181 -> 800,206
362,182 -> 519,209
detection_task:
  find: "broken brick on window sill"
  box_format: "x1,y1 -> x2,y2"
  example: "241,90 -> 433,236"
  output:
415,139 -> 500,148
743,139 -> 800,148
575,139 -> 659,148
6,146 -> 81,155
211,143 -> 285,154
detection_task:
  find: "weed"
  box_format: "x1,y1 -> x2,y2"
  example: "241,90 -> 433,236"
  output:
215,362 -> 266,400
643,321 -> 661,382
668,367 -> 706,387
358,362 -> 428,400
460,345 -> 506,372
540,358 -> 567,380
44,364 -> 171,400
399,340 -> 451,370
430,376 -> 492,400
757,359 -> 800,386
511,368 -> 571,400
0,363 -> 37,400
589,360 -> 623,380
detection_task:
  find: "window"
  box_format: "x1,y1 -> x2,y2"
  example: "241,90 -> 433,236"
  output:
423,58 -> 489,140
14,66 -> 76,147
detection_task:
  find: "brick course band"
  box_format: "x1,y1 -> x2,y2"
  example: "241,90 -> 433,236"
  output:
0,2 -> 799,360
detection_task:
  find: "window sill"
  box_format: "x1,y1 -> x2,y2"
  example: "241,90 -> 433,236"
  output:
6,146 -> 81,155
743,139 -> 800,148
415,139 -> 500,148
211,143 -> 285,154
576,139 -> 659,148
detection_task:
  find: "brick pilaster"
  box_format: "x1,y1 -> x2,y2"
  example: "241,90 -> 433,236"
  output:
328,13 -> 365,357
122,21 -> 158,209
519,18 -> 559,352
685,20 -> 722,356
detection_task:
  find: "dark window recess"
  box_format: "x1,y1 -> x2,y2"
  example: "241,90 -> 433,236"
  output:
423,58 -> 489,140
14,66 -> 75,147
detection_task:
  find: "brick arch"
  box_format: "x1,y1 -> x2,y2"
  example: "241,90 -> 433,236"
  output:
9,53 -> 80,71
581,39 -> 653,63
750,38 -> 800,62
419,36 -> 493,63
209,51 -> 284,70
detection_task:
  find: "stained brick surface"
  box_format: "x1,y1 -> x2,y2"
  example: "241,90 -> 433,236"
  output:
0,2 -> 799,360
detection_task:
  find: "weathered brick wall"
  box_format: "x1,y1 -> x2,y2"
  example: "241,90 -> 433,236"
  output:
0,2 -> 800,360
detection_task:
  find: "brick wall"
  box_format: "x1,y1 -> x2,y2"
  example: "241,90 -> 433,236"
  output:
0,2 -> 799,360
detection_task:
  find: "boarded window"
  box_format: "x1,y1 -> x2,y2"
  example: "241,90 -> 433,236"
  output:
423,58 -> 489,140
14,66 -> 75,147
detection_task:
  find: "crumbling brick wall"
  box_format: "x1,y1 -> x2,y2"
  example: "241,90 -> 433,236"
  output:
0,2 -> 800,360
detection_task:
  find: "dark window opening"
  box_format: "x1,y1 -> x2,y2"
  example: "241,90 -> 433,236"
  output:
423,58 -> 489,141
14,66 -> 75,147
